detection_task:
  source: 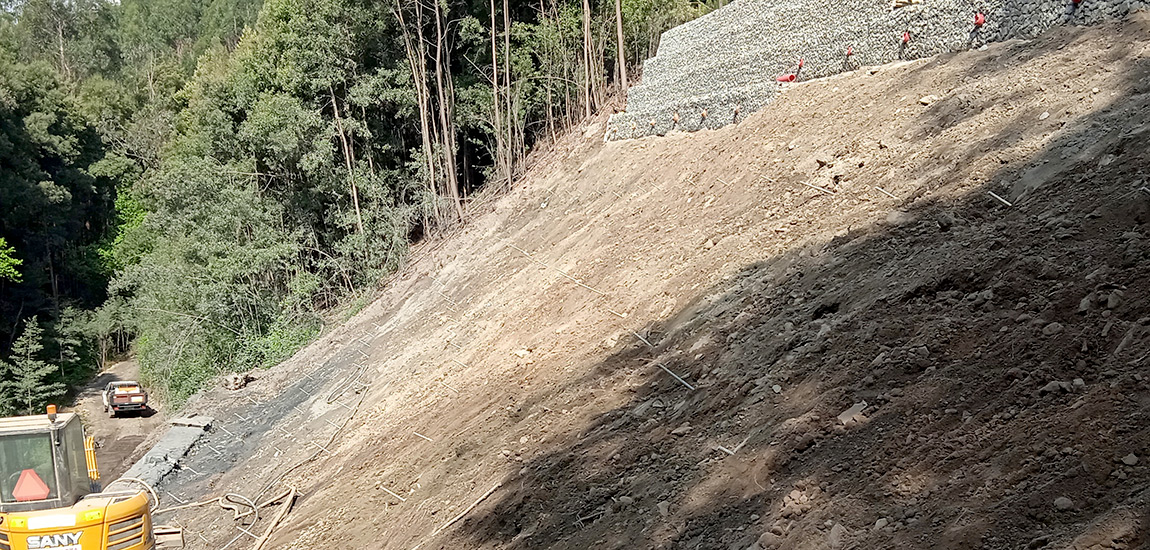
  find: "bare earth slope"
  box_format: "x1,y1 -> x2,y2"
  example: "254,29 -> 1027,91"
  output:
156,16 -> 1150,550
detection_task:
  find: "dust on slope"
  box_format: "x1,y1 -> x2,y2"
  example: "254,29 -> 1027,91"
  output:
156,15 -> 1150,550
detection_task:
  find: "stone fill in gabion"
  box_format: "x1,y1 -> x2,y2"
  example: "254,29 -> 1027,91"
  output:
607,0 -> 1148,140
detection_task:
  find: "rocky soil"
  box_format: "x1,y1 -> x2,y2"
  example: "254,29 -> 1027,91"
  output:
143,15 -> 1149,550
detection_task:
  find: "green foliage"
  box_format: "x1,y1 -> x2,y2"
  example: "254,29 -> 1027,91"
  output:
9,0 -> 120,80
246,315 -> 321,368
91,154 -> 147,273
49,307 -> 98,382
0,360 -> 15,416
0,238 -> 21,282
0,54 -> 115,368
7,317 -> 67,415
0,0 -> 714,410
0,0 -> 264,412
107,0 -> 425,401
0,54 -> 105,402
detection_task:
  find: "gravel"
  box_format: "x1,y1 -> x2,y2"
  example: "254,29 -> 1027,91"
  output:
607,0 -> 1149,140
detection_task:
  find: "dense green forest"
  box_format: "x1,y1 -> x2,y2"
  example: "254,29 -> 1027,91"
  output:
0,0 -> 725,413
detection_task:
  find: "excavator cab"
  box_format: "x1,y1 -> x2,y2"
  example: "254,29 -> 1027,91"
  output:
0,407 -> 181,550
0,411 -> 91,513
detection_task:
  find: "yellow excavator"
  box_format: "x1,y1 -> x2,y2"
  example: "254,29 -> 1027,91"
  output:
0,406 -> 183,550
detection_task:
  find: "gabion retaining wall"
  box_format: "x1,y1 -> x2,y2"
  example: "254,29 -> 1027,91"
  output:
607,0 -> 1148,140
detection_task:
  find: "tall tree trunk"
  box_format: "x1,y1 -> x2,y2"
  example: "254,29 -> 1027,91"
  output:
545,60 -> 555,142
415,1 -> 443,222
46,246 -> 59,318
542,0 -> 556,143
56,23 -> 69,81
329,87 -> 365,235
503,0 -> 514,176
360,105 -> 376,177
582,0 -> 594,118
596,14 -> 608,107
433,0 -> 464,220
147,53 -> 157,103
394,0 -> 440,220
489,0 -> 507,186
614,0 -> 628,95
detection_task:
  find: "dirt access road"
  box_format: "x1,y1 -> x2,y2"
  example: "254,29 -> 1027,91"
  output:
69,360 -> 168,482
148,15 -> 1149,550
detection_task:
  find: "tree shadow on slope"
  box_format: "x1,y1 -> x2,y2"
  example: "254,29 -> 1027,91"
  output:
447,32 -> 1150,550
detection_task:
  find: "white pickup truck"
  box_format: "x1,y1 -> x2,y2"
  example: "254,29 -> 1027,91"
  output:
101,380 -> 149,417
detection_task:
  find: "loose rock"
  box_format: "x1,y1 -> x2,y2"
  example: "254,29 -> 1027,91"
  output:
222,373 -> 254,390
828,523 -> 846,549
1078,293 -> 1095,313
757,532 -> 781,549
837,401 -> 868,424
1038,381 -> 1067,394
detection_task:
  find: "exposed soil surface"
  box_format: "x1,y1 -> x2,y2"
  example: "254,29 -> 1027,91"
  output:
70,360 -> 168,483
145,15 -> 1150,550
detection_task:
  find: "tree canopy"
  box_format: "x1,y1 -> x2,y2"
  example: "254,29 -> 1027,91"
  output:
0,238 -> 21,282
0,0 -> 725,410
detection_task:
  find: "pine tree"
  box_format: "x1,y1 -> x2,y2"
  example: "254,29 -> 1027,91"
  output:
9,317 -> 67,415
0,359 -> 17,416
